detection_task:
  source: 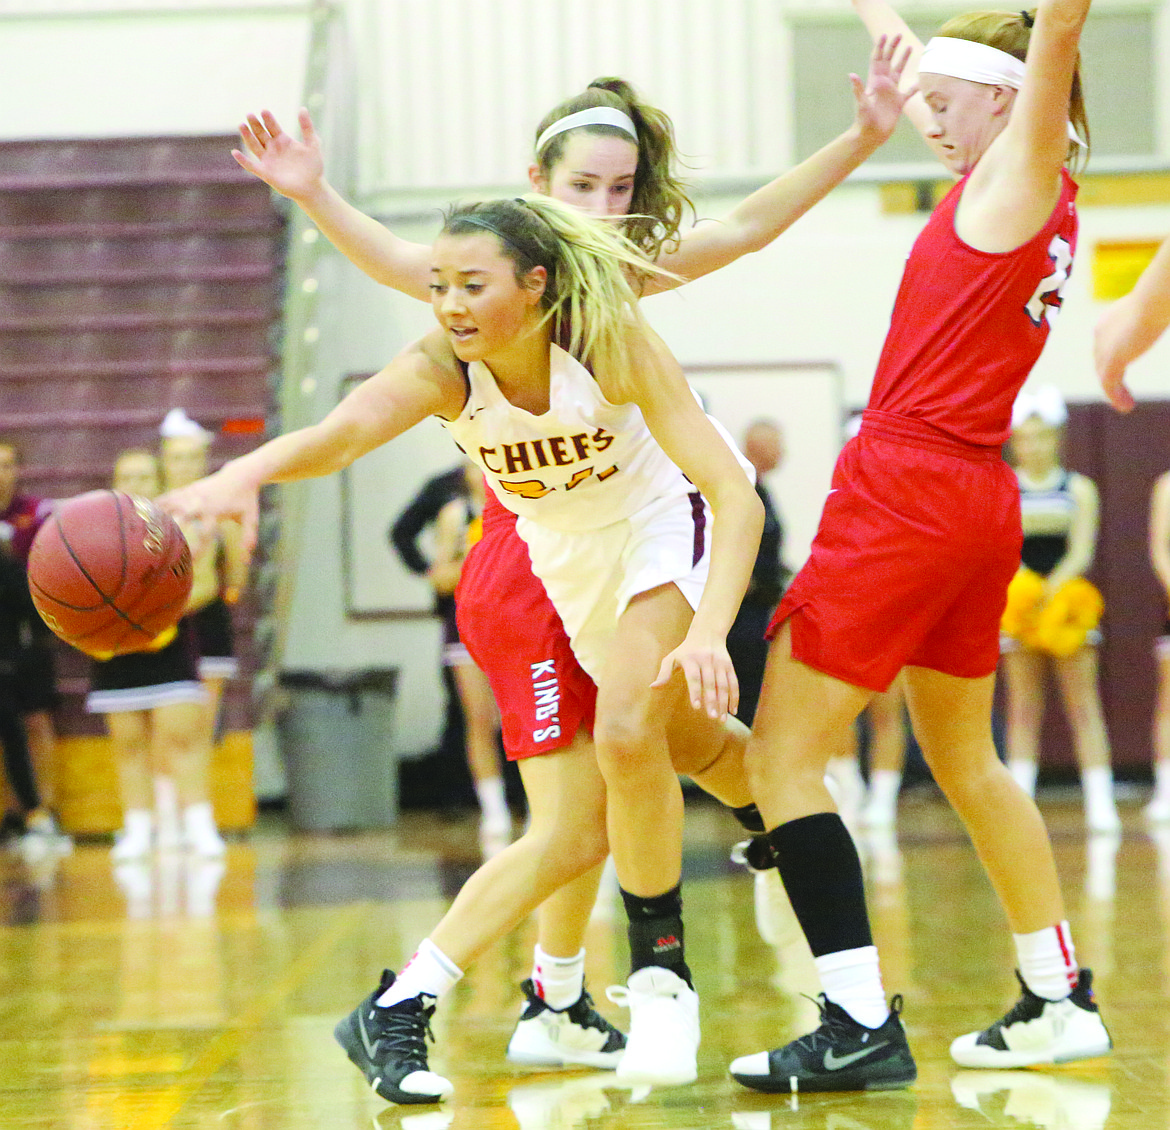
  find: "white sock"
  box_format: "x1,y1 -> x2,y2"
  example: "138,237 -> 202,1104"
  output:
122,808 -> 153,844
1082,766 -> 1115,810
475,776 -> 510,828
814,945 -> 889,1029
531,945 -> 585,1010
154,775 -> 181,847
1009,759 -> 1038,797
1014,921 -> 1078,1001
377,937 -> 463,1007
864,769 -> 902,823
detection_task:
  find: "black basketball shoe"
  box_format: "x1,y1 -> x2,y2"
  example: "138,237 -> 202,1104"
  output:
730,994 -> 917,1093
334,970 -> 453,1105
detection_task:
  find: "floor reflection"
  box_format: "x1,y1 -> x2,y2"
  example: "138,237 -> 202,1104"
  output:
0,793 -> 1163,1128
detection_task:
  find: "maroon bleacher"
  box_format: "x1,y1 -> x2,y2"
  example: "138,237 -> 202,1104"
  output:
0,134 -> 286,734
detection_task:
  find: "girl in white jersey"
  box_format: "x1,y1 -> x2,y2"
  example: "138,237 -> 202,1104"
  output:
163,193 -> 764,1099
228,42 -> 912,1098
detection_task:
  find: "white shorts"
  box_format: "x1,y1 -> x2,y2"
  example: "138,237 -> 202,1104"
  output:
517,488 -> 711,681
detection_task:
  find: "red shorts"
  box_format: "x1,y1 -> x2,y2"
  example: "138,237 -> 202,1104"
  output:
769,411 -> 1022,692
456,506 -> 597,759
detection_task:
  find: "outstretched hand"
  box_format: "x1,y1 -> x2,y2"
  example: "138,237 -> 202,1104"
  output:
1094,297 -> 1141,414
232,108 -> 324,202
159,467 -> 260,560
852,34 -> 916,143
651,632 -> 740,721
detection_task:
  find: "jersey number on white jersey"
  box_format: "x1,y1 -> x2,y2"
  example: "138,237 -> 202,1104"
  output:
498,464 -> 619,500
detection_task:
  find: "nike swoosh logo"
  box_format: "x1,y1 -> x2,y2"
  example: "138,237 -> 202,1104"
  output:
823,1041 -> 888,1070
358,1010 -> 380,1059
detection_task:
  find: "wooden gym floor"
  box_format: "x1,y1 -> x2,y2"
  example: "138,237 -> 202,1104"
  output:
1,787 -> 1164,1130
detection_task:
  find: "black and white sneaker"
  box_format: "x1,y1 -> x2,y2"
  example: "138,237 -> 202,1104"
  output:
950,968 -> 1112,1068
506,978 -> 626,1068
730,994 -> 916,1093
334,971 -> 454,1105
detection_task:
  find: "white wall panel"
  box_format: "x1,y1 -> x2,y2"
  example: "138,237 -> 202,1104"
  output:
354,0 -> 795,195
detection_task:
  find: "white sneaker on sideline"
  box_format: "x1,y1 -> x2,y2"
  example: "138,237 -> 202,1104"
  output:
111,825 -> 153,861
185,825 -> 226,858
607,967 -> 699,1086
1145,792 -> 1170,823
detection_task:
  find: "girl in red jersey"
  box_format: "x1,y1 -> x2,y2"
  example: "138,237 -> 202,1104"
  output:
229,44 -> 911,1095
731,0 -> 1111,1095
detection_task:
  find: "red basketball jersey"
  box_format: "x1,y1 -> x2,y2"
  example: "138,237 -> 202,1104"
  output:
869,169 -> 1078,449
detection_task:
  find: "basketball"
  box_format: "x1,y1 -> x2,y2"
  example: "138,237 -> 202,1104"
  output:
27,490 -> 194,658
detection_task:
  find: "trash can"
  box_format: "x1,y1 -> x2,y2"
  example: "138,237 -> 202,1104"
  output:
277,668 -> 399,831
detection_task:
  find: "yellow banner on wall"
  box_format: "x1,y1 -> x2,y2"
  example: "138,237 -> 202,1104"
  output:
1092,239 -> 1164,301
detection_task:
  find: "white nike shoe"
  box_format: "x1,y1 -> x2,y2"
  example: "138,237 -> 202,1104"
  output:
607,967 -> 700,1086
506,979 -> 625,1068
950,970 -> 1112,1068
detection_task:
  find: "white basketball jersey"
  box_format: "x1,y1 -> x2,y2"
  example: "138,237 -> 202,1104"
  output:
442,344 -> 696,532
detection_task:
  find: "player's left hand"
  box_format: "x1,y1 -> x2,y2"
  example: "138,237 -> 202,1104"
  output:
853,34 -> 916,142
651,634 -> 740,720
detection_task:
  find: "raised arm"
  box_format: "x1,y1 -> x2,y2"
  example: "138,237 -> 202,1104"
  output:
850,0 -> 940,149
607,327 -> 763,718
234,109 -> 433,301
645,36 -> 914,292
1095,237 -> 1170,413
160,332 -> 464,549
961,0 -> 1091,250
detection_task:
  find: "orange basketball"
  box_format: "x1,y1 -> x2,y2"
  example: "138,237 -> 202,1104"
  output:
27,490 -> 193,658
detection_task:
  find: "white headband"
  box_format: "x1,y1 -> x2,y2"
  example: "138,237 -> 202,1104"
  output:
919,36 -> 1026,88
1012,384 -> 1068,428
535,107 -> 638,155
918,36 -> 1085,146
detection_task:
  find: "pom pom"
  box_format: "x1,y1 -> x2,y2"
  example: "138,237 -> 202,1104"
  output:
1001,567 -> 1046,640
1030,577 -> 1104,658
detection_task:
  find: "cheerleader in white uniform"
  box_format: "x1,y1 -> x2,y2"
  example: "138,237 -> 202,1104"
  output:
1001,386 -> 1119,832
